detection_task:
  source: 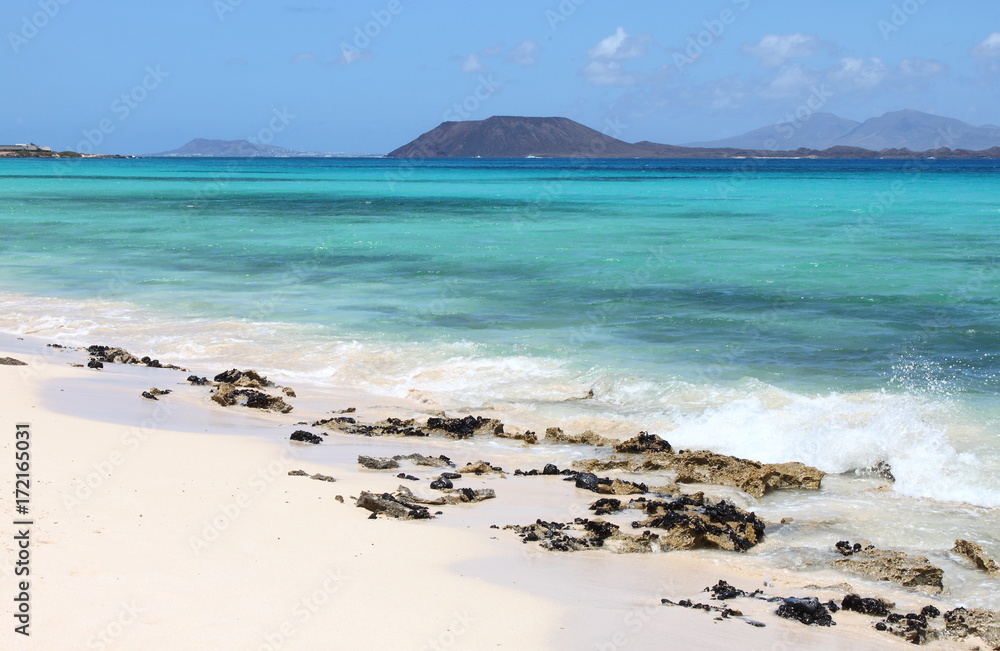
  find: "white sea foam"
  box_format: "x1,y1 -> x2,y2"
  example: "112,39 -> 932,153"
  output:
2,290 -> 998,507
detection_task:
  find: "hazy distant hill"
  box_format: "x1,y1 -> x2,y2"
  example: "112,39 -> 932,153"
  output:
835,109 -> 1000,151
386,116 -> 648,158
150,138 -> 373,157
686,113 -> 861,150
688,110 -> 1000,151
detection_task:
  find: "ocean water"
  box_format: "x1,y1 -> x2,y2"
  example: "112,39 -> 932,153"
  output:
1,158 -> 998,554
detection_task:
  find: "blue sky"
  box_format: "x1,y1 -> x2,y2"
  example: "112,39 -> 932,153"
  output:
3,0 -> 999,154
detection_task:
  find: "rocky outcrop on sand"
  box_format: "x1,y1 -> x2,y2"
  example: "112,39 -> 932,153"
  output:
0,356 -> 27,365
212,383 -> 293,413
358,455 -> 400,470
141,388 -> 172,400
671,450 -> 824,499
833,541 -> 944,593
569,448 -> 824,499
356,491 -> 434,520
627,496 -> 765,552
944,607 -> 1000,649
358,453 -> 455,470
457,460 -> 505,475
840,594 -> 892,617
665,579 -> 997,645
952,539 -> 1000,575
775,597 -> 837,627
213,368 -> 272,388
875,606 -> 941,645
394,484 -> 495,505
86,345 -> 184,370
614,432 -> 673,454
544,427 -> 616,447
288,470 -> 336,482
510,493 -> 765,554
426,416 -> 504,438
289,430 -> 323,444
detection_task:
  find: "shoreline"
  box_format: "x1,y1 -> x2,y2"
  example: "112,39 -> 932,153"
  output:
1,331 -> 996,648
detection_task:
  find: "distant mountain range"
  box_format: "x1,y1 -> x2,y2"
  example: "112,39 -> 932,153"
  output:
387,113 -> 1000,159
686,109 -> 1000,151
150,138 -> 376,158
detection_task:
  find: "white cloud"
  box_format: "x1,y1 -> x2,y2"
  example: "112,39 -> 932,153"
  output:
509,40 -> 538,66
972,32 -> 1000,58
588,27 -> 646,60
757,64 -> 818,99
829,57 -> 890,90
582,60 -> 637,87
461,54 -> 484,73
582,27 -> 647,86
900,58 -> 947,78
744,34 -> 821,67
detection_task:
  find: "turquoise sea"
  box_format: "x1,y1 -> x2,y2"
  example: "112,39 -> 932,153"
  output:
1,157 -> 998,516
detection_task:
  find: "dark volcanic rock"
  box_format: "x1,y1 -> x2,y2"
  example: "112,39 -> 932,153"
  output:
87,345 -> 141,365
212,383 -> 292,413
187,375 -> 210,385
614,432 -> 672,454
775,597 -> 836,627
358,455 -> 399,470
213,368 -> 271,388
312,416 -> 425,437
425,415 -> 504,439
705,580 -> 761,601
841,594 -> 890,617
575,472 -> 600,492
141,391 -> 158,400
877,611 -> 936,645
429,477 -> 453,490
631,496 -> 766,552
356,491 -> 433,520
505,518 -> 620,552
87,359 -> 104,369
290,430 -> 323,445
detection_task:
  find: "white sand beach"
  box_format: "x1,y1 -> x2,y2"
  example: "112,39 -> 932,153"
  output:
0,333 -> 989,650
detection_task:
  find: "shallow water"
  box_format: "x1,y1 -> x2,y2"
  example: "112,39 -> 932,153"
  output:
1,157 -> 998,604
